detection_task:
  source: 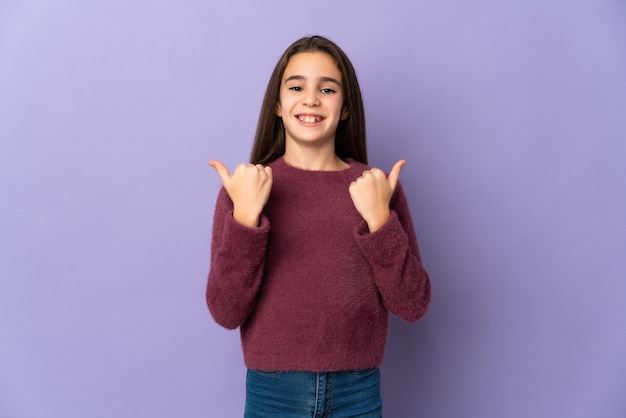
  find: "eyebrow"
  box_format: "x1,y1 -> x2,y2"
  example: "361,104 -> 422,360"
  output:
284,75 -> 342,86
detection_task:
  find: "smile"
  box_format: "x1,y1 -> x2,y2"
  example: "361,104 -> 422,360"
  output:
297,114 -> 324,123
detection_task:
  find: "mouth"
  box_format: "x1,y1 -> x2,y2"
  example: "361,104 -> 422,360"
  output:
296,114 -> 325,124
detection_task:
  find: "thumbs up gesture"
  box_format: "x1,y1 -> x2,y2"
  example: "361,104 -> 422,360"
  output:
349,160 -> 406,233
209,160 -> 273,228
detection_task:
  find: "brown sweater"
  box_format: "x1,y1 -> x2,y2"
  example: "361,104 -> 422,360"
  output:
206,157 -> 431,372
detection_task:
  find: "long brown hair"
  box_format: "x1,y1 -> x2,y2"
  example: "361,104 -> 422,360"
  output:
250,35 -> 367,165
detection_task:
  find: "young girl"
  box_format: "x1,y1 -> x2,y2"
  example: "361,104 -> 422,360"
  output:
207,35 -> 431,418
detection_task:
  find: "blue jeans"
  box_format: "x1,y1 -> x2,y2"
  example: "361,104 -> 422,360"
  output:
244,368 -> 382,418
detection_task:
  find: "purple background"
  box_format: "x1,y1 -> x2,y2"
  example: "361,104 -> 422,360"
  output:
1,1 -> 625,417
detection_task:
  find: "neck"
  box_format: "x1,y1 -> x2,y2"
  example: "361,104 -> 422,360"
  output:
283,145 -> 349,171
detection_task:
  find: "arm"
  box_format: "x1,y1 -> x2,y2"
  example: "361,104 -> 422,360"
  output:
206,187 -> 270,329
353,182 -> 431,322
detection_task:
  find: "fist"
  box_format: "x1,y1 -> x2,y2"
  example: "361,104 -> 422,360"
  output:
349,160 -> 405,232
209,160 -> 273,227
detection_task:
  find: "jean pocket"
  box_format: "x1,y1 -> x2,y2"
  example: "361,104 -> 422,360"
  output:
344,368 -> 378,376
249,369 -> 283,377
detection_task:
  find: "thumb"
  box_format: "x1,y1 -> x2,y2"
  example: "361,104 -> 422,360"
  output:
387,159 -> 406,191
208,160 -> 232,185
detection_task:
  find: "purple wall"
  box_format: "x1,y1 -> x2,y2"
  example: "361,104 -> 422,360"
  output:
1,1 -> 624,417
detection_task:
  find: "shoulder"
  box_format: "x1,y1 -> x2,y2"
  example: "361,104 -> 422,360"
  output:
344,158 -> 370,171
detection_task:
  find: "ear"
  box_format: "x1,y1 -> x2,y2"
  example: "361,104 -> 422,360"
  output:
341,107 -> 349,120
275,102 -> 282,117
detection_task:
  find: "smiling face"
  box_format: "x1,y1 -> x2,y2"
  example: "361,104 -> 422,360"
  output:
276,52 -> 349,152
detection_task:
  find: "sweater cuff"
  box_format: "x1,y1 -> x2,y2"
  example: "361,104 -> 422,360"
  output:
353,211 -> 408,267
220,211 -> 270,257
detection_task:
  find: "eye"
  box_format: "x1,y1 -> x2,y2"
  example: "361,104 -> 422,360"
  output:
288,86 -> 303,91
321,88 -> 336,94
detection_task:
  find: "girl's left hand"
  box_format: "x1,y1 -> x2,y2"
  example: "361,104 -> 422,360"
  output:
349,160 -> 406,233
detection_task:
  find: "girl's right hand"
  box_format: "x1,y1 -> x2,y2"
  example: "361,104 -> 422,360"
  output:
208,160 -> 273,228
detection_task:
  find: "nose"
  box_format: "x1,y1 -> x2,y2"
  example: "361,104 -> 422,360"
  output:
302,91 -> 320,107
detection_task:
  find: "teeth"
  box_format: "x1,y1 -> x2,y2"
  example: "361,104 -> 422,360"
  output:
298,115 -> 321,123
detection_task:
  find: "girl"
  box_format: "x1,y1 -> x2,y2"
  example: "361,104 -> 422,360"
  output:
207,35 -> 431,418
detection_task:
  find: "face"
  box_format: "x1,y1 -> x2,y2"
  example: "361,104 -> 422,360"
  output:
276,52 -> 349,150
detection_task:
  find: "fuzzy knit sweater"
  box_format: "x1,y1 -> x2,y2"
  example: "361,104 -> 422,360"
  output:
206,157 -> 431,372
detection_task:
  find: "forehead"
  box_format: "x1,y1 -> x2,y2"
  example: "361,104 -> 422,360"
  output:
282,52 -> 342,82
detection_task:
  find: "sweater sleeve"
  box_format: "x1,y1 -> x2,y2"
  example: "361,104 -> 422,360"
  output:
206,187 -> 269,329
353,181 -> 431,323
